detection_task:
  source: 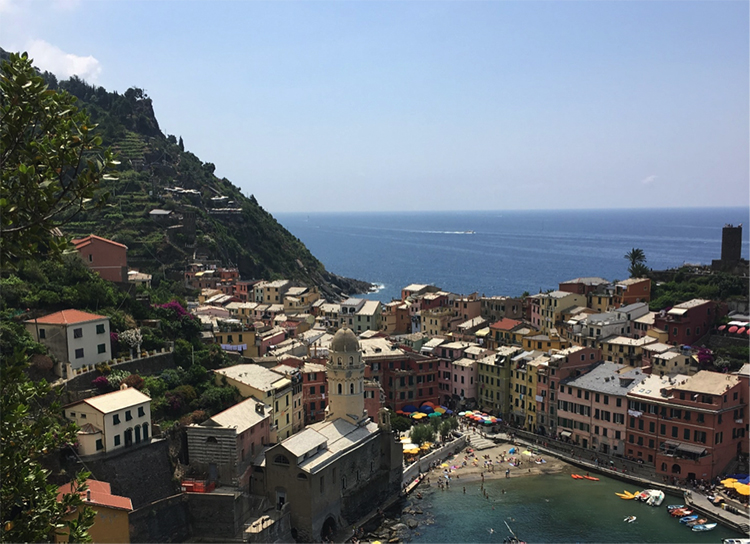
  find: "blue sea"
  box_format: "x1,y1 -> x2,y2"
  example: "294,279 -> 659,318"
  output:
276,208 -> 750,303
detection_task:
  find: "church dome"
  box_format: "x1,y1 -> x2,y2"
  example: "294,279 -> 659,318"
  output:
330,327 -> 360,353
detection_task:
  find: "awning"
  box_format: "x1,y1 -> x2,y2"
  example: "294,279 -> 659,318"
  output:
560,431 -> 572,438
676,443 -> 707,456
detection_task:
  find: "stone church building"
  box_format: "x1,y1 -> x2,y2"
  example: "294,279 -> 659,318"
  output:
261,327 -> 403,542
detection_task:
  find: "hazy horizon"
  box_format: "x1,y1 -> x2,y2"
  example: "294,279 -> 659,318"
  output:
3,0 -> 748,213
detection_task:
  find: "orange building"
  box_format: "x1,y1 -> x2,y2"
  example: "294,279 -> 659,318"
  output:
56,480 -> 133,543
71,235 -> 128,283
613,278 -> 651,306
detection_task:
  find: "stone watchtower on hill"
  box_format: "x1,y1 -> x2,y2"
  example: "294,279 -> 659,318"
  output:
325,327 -> 367,426
712,224 -> 747,273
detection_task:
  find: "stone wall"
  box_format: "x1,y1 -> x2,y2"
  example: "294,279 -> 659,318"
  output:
64,351 -> 175,392
187,490 -> 258,540
66,438 -> 177,509
129,493 -> 190,543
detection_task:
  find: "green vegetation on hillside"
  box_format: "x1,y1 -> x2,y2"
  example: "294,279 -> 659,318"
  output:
649,268 -> 747,310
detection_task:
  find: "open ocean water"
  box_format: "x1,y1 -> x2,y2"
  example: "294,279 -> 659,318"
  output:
276,207 -> 750,303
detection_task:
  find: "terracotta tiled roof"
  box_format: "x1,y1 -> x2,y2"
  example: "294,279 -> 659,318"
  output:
28,309 -> 107,325
489,318 -> 522,331
57,479 -> 133,511
71,234 -> 128,250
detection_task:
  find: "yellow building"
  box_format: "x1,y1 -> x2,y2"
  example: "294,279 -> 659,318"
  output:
225,302 -> 260,325
214,321 -> 258,358
56,480 -> 132,543
531,291 -> 586,334
421,307 -> 453,337
600,335 -> 655,366
214,364 -> 295,442
525,356 -> 548,432
586,290 -> 614,313
522,333 -> 568,352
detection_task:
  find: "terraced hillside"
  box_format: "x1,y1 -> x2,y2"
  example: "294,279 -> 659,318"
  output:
30,68 -> 371,298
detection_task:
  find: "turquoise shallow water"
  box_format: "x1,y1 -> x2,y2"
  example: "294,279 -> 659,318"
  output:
408,471 -> 740,543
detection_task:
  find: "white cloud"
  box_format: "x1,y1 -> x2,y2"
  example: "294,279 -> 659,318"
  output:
641,175 -> 657,185
26,39 -> 101,82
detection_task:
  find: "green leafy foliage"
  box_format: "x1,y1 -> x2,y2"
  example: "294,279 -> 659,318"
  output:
0,53 -> 117,269
624,248 -> 648,278
650,269 -> 747,310
390,414 -> 412,433
410,423 -> 436,445
1,350 -> 95,541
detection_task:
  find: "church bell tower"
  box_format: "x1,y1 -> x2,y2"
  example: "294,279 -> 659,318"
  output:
326,327 -> 366,426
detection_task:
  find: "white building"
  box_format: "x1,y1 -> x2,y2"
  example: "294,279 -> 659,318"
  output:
64,387 -> 152,456
25,309 -> 112,377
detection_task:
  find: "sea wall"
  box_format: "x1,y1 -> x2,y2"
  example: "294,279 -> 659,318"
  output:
402,435 -> 468,484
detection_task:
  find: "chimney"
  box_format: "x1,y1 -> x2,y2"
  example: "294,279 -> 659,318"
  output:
86,490 -> 91,501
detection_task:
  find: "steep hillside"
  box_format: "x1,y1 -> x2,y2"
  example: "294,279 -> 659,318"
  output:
25,64 -> 369,299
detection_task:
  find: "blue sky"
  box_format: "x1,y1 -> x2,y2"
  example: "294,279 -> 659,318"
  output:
2,0 -> 748,213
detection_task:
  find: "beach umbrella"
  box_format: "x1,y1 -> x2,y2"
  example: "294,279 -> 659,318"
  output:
728,326 -> 738,333
721,478 -> 737,485
402,404 -> 418,413
738,327 -> 746,335
724,481 -> 740,489
445,409 -> 453,415
405,448 -> 420,455
402,443 -> 418,450
422,401 -> 436,408
739,476 -> 750,485
718,325 -> 726,331
395,410 -> 406,416
428,412 -> 441,418
458,411 -> 466,416
434,407 -> 446,414
522,450 -> 534,456
735,484 -> 750,495
440,405 -> 449,411
483,419 -> 492,425
411,412 -> 426,419
419,405 -> 434,414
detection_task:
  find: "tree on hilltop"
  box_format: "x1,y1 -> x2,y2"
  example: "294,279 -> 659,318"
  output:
625,248 -> 648,278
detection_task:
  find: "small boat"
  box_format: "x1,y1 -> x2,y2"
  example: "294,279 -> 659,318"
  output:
679,515 -> 699,524
687,518 -> 707,527
671,509 -> 693,518
636,491 -> 650,501
571,474 -> 583,479
616,492 -> 635,499
692,523 -> 717,532
623,515 -> 636,523
646,490 -> 665,506
666,504 -> 685,511
583,475 -> 599,481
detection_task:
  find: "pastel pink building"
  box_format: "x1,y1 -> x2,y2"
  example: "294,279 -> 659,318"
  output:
555,362 -> 647,455
450,358 -> 477,403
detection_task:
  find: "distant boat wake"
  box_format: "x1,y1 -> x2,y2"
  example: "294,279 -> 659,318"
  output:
418,230 -> 476,235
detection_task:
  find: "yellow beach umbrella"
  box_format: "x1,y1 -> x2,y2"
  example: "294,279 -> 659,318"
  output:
721,478 -> 738,485
734,483 -> 750,496
724,481 -> 740,489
